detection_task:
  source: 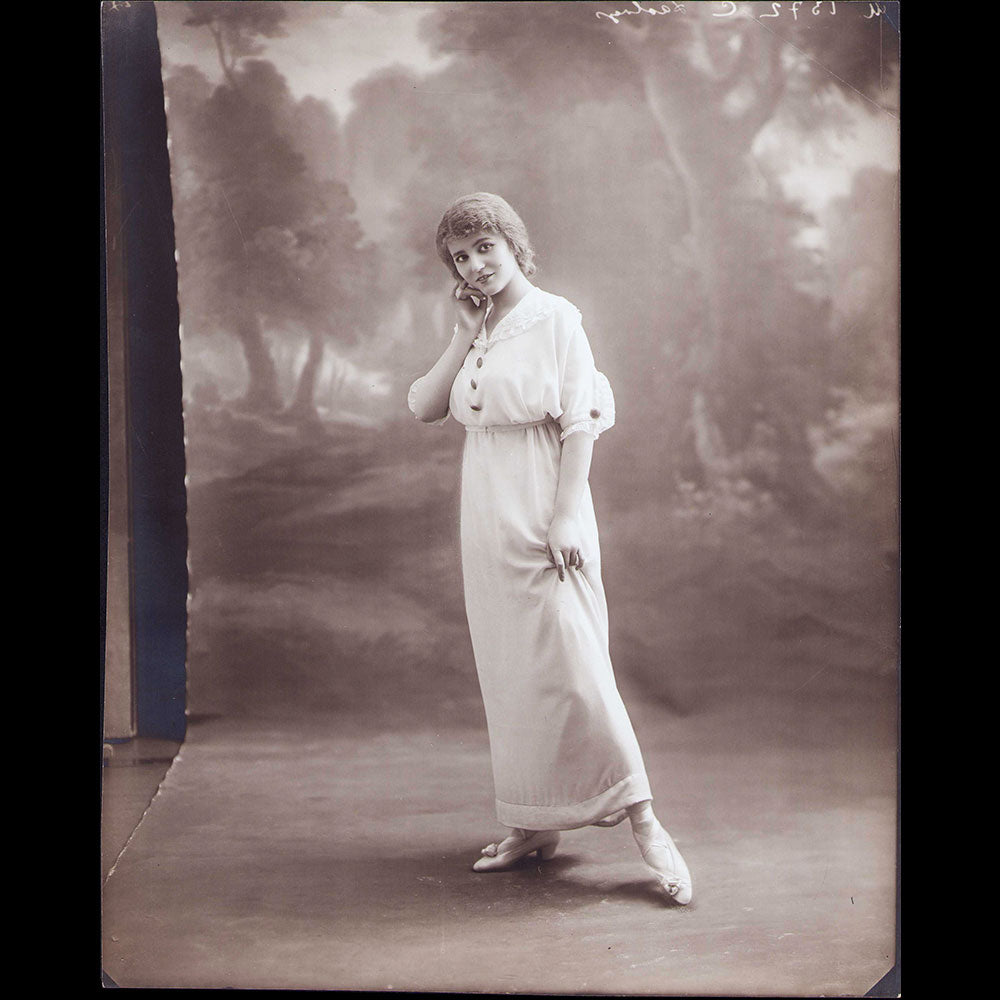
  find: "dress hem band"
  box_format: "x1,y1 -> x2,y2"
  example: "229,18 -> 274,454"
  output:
494,772 -> 652,831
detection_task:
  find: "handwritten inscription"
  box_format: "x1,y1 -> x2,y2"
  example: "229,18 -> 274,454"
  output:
596,1 -> 890,23
756,1 -> 837,17
595,1 -> 685,24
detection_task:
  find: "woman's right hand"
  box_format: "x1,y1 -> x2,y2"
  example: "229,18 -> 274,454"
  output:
454,281 -> 488,336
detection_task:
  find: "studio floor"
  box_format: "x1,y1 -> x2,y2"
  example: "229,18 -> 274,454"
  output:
100,675 -> 897,995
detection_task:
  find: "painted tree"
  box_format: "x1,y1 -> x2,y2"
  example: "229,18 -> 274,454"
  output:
180,0 -> 288,87
418,0 -> 898,493
167,2 -> 372,420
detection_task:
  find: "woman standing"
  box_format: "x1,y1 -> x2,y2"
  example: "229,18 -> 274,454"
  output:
408,193 -> 692,905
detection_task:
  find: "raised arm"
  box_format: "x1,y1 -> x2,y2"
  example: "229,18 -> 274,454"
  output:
410,283 -> 487,423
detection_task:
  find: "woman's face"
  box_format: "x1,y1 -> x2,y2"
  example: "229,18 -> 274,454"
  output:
446,230 -> 520,298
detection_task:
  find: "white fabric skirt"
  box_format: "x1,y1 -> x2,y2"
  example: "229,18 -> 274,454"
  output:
459,418 -> 652,830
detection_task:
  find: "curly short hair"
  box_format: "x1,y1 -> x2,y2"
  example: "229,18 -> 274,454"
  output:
435,192 -> 536,281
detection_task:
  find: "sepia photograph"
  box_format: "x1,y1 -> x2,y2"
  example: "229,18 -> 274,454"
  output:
101,0 -> 900,993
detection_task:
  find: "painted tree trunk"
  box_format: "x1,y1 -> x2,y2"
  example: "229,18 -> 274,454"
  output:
629,25 -> 785,487
287,331 -> 326,422
234,310 -> 282,414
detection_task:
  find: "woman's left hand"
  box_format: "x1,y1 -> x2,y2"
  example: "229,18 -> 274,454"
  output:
546,514 -> 585,582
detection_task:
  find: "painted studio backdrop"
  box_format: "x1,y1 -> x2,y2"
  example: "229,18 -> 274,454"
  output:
129,0 -> 899,991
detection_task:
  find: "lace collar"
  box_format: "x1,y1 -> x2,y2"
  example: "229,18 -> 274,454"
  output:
473,286 -> 558,352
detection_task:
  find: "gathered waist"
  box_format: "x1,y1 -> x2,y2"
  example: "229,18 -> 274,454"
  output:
465,417 -> 557,434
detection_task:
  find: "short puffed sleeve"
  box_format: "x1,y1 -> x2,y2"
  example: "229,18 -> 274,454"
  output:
407,375 -> 449,426
557,321 -> 615,442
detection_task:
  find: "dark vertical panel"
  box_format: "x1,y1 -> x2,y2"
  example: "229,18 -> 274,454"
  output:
102,0 -> 137,739
102,1 -> 187,739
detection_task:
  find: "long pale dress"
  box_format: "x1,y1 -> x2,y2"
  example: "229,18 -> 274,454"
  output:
408,286 -> 652,830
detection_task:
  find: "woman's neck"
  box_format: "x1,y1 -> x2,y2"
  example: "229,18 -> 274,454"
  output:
486,273 -> 534,331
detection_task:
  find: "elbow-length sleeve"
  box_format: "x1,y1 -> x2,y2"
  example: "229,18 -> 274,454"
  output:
407,376 -> 450,426
556,321 -> 615,442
